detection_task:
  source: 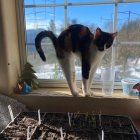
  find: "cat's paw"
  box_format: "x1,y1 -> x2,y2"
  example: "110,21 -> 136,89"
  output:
72,92 -> 80,97
85,94 -> 90,97
82,89 -> 91,97
77,88 -> 82,93
83,92 -> 91,97
89,90 -> 95,97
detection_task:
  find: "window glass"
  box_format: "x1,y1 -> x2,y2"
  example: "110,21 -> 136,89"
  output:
117,3 -> 140,42
67,5 -> 114,81
24,0 -> 113,5
24,0 -> 64,5
67,0 -> 113,2
25,3 -> 114,80
116,3 -> 140,81
67,5 -> 114,31
25,6 -> 64,79
115,44 -> 140,81
24,0 -> 140,82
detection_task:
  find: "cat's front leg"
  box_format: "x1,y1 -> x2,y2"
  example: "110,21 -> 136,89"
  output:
66,76 -> 80,97
71,91 -> 80,97
88,62 -> 103,96
81,56 -> 91,97
87,66 -> 97,96
67,73 -> 80,97
82,78 -> 91,97
58,53 -> 80,97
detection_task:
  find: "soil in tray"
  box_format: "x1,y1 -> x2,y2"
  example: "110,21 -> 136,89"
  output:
101,116 -> 132,127
0,112 -> 45,140
101,115 -> 136,134
32,113 -> 101,140
43,113 -> 100,130
104,133 -> 138,140
70,114 -> 99,130
1,112 -> 139,140
32,125 -> 100,140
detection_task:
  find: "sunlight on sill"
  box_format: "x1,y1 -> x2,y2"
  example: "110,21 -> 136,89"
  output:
18,88 -> 139,99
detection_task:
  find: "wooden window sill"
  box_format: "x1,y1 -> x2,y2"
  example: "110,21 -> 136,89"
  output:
20,88 -> 139,100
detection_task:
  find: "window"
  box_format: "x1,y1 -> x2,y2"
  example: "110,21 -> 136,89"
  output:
116,3 -> 140,81
22,0 -> 140,89
24,5 -> 64,79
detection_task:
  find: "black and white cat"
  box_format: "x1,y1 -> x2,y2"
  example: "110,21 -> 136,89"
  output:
35,24 -> 117,97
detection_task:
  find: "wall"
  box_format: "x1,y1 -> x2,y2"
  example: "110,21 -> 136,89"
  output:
11,94 -> 140,120
0,0 -> 20,94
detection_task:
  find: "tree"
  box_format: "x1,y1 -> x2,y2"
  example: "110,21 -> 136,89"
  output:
48,19 -> 56,32
112,18 -> 140,80
20,62 -> 39,89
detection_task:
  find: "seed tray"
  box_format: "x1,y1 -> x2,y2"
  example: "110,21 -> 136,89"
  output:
0,112 -> 139,140
0,111 -> 46,140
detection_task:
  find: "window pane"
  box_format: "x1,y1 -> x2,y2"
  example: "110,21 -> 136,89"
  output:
68,4 -> 114,32
24,2 -> 114,80
25,6 -> 65,79
24,1 -> 140,82
67,0 -> 113,2
68,5 -> 114,81
115,44 -> 140,81
117,3 -> 140,42
24,0 -> 64,5
24,0 -> 114,5
116,2 -> 140,82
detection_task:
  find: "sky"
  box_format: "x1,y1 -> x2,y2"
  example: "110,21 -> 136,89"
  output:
24,0 -> 140,32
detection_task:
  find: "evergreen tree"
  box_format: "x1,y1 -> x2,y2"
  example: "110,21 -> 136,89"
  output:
20,62 -> 38,89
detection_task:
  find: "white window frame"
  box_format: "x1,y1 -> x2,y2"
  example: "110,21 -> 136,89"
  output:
17,0 -> 140,89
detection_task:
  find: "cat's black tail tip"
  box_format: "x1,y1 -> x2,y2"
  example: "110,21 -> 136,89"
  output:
38,51 -> 46,62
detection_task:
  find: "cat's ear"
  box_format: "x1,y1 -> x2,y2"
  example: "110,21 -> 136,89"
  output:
112,32 -> 118,38
95,27 -> 102,36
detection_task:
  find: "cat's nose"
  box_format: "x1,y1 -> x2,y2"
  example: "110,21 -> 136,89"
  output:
105,44 -> 111,49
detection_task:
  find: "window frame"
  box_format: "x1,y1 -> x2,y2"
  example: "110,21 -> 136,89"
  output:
17,0 -> 140,89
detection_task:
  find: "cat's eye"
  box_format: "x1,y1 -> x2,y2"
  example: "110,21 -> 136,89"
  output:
107,38 -> 113,45
105,39 -> 113,48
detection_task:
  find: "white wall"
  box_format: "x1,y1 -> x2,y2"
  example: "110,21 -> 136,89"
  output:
0,0 -> 20,94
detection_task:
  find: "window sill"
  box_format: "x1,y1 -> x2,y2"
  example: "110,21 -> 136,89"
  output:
10,87 -> 140,123
20,88 -> 139,99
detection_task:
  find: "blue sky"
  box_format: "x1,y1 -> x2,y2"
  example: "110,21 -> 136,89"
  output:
24,0 -> 140,31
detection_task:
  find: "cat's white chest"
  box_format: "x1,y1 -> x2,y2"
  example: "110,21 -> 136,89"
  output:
89,44 -> 106,66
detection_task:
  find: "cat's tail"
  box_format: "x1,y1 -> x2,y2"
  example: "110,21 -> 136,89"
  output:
35,30 -> 57,61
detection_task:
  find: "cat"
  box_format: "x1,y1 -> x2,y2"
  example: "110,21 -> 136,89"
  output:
35,24 -> 117,97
